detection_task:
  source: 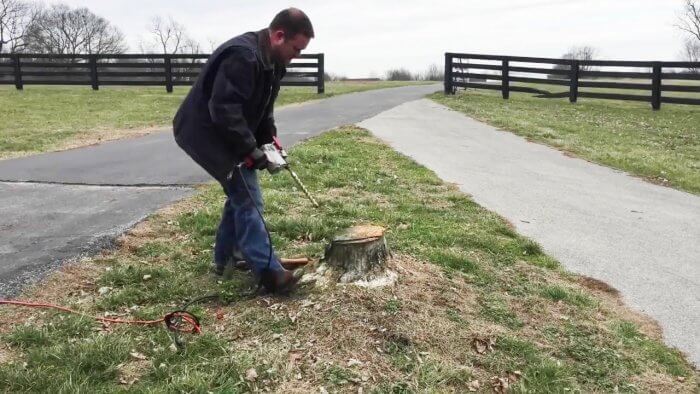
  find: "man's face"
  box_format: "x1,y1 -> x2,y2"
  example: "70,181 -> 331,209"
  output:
269,30 -> 311,65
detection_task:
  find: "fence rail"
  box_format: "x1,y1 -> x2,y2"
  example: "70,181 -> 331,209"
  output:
444,52 -> 700,109
0,53 -> 325,93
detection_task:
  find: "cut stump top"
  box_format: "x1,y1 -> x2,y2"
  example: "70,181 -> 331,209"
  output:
333,225 -> 385,244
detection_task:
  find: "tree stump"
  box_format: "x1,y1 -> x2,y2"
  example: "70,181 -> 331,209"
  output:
324,225 -> 391,283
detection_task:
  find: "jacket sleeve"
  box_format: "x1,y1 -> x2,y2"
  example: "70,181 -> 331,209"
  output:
257,66 -> 285,145
208,49 -> 259,156
257,99 -> 277,145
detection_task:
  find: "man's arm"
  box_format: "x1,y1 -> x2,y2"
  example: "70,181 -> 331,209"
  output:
208,49 -> 259,157
257,103 -> 277,145
257,67 -> 284,145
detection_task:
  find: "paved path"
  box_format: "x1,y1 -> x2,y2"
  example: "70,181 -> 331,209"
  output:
358,98 -> 700,365
0,84 -> 440,297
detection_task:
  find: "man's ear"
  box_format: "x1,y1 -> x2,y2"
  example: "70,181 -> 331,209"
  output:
272,29 -> 286,43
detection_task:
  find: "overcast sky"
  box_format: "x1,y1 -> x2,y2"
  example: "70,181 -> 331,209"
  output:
57,0 -> 691,78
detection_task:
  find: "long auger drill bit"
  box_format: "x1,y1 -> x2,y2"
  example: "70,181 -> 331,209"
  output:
286,167 -> 319,208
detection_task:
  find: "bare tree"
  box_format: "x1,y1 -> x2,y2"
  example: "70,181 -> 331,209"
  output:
562,45 -> 598,72
147,16 -> 186,54
548,46 -> 598,78
0,0 -> 40,53
206,37 -> 218,53
422,63 -> 444,81
25,4 -> 127,54
676,1 -> 700,70
677,0 -> 700,42
385,68 -> 417,81
682,38 -> 700,72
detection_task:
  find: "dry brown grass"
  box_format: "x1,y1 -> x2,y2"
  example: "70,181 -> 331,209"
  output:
209,254 -> 489,391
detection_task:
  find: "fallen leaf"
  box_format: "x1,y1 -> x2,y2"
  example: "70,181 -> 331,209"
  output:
507,370 -> 522,383
491,376 -> 510,393
288,351 -> 303,365
129,351 -> 147,361
475,340 -> 487,354
467,380 -> 480,392
245,368 -> 258,382
119,377 -> 137,385
473,337 -> 496,354
347,358 -> 363,367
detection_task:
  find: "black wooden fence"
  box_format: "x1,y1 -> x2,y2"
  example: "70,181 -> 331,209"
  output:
444,53 -> 700,109
0,53 -> 325,93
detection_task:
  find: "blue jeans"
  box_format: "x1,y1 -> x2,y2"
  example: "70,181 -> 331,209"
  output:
214,166 -> 284,277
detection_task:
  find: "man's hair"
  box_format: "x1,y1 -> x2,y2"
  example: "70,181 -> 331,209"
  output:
270,8 -> 314,38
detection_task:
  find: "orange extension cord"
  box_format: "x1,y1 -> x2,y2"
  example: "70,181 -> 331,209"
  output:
0,299 -> 201,334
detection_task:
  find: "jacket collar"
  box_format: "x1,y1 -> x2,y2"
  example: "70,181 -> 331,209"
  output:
257,28 -> 274,71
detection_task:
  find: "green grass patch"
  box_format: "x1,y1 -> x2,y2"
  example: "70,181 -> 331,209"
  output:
431,89 -> 700,194
478,295 -> 524,330
614,321 -> 691,377
0,81 -> 430,158
540,285 -> 595,308
513,359 -> 578,393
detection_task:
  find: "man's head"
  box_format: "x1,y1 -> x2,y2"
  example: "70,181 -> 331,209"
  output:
268,8 -> 314,65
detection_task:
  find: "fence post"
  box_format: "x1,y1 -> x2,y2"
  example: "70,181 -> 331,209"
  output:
444,53 -> 453,94
651,62 -> 661,110
569,60 -> 579,103
317,53 -> 325,94
164,55 -> 173,93
13,54 -> 23,90
89,55 -> 99,90
501,59 -> 510,99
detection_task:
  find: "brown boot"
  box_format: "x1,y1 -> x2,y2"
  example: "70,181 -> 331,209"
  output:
262,268 -> 302,295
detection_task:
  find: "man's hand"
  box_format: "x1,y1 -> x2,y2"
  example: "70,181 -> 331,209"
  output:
244,148 -> 269,170
273,136 -> 288,159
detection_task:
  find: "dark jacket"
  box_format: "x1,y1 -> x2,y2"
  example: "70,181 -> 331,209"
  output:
173,29 -> 285,183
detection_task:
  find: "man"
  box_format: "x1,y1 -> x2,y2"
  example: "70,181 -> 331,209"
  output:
173,8 -> 314,293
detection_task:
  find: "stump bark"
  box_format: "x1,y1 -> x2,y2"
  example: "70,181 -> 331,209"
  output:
324,225 -> 391,283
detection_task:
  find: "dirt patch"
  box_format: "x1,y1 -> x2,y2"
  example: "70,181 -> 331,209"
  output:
0,345 -> 17,365
117,358 -> 151,386
578,275 -> 620,296
213,254 -> 491,390
0,260 -> 103,335
630,371 -> 693,392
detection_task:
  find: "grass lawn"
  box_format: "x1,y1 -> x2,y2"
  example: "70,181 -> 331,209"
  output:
0,127 -> 694,392
431,87 -> 700,194
0,81 -> 430,159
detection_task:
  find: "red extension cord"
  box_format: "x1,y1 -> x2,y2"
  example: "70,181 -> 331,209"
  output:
0,299 -> 201,334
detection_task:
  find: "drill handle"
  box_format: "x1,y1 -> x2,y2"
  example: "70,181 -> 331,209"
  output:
272,136 -> 288,158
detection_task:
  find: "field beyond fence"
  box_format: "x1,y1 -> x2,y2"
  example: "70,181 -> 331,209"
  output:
444,53 -> 700,110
